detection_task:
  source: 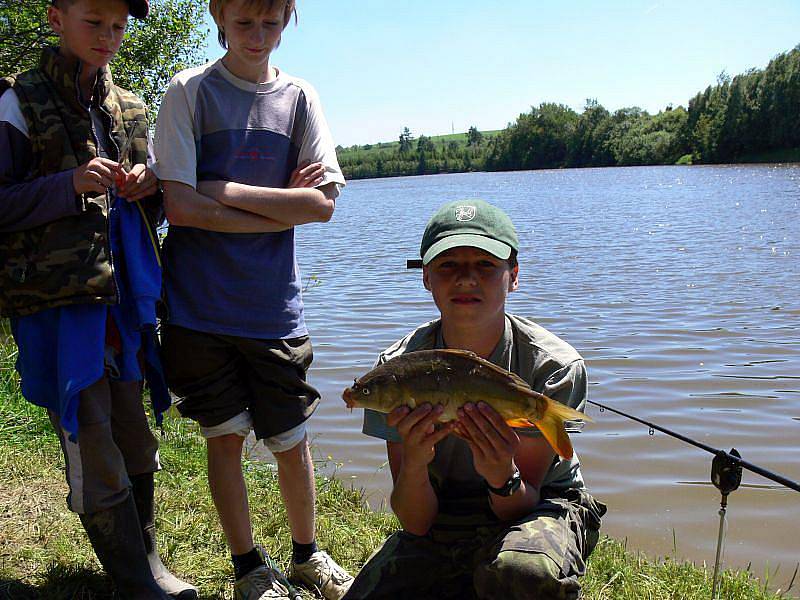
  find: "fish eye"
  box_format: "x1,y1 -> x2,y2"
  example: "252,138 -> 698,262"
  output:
362,387 -> 370,396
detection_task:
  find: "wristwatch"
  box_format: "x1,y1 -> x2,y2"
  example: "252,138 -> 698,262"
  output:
487,467 -> 522,497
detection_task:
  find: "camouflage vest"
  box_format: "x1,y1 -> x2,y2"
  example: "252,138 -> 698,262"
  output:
0,47 -> 156,318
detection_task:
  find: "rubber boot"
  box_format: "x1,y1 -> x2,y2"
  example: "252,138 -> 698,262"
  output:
131,473 -> 199,600
79,494 -> 170,599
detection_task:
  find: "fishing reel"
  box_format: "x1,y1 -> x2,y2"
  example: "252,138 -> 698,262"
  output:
711,448 -> 742,496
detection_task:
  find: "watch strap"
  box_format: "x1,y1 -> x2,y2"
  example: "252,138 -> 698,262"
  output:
487,467 -> 522,497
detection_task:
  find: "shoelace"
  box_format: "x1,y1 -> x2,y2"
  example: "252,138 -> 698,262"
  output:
311,555 -> 351,586
246,568 -> 290,598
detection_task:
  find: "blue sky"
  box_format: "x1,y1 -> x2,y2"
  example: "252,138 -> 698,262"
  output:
202,1 -> 800,147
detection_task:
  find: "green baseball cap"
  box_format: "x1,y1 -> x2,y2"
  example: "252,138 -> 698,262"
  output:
420,199 -> 519,265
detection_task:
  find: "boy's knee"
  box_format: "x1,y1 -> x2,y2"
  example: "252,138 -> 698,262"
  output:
206,432 -> 246,453
475,550 -> 581,600
268,427 -> 308,458
121,431 -> 160,477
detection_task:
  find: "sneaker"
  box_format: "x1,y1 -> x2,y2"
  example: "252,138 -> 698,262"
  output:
234,564 -> 292,600
289,551 -> 354,600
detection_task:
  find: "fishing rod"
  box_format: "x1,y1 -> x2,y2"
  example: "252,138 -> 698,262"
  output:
588,399 -> 800,493
588,399 -> 799,599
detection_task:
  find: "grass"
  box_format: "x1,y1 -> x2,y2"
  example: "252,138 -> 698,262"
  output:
0,330 -> 794,599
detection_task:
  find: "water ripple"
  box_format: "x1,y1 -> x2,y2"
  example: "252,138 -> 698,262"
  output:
293,164 -> 800,584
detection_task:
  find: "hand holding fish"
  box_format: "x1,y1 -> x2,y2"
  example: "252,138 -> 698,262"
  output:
455,402 -> 520,488
388,404 -> 457,473
115,163 -> 158,201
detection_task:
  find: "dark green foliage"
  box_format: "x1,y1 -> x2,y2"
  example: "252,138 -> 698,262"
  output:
466,125 -> 483,147
338,46 -> 800,179
0,0 -> 208,122
686,45 -> 800,163
398,126 -> 413,153
485,103 -> 579,171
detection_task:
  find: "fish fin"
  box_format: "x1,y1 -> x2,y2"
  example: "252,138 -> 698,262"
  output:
436,348 -> 480,360
506,417 -> 536,428
435,349 -> 525,379
532,397 -> 593,459
535,411 -> 574,460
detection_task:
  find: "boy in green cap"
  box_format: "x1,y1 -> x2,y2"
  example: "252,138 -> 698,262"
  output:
345,200 -> 606,599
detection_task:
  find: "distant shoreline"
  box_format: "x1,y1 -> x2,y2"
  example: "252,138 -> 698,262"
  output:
337,45 -> 800,182
337,147 -> 800,182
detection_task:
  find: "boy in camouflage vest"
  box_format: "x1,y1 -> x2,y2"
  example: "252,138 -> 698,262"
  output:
0,1 -> 196,597
345,200 -> 607,600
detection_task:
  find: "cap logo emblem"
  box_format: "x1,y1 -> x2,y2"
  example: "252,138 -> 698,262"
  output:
455,205 -> 476,222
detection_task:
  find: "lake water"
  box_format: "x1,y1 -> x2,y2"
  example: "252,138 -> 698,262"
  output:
290,165 -> 800,589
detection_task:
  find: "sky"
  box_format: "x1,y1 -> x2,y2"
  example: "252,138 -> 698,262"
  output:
201,1 -> 800,147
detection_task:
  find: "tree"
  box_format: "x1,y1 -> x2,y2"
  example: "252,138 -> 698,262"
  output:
0,0 -> 208,121
417,134 -> 434,154
466,125 -> 483,147
398,127 -> 413,153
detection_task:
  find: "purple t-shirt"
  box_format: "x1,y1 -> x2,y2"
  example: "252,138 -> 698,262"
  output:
153,60 -> 344,338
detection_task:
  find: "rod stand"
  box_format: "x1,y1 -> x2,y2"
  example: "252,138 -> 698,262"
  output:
710,448 -> 742,599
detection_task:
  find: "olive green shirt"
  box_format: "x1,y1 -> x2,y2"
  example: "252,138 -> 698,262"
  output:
363,314 -> 588,492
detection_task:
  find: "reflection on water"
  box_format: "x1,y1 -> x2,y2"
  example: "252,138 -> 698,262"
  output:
288,165 -> 799,588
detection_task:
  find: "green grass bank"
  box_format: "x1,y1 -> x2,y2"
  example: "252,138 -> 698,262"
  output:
0,333 -> 792,599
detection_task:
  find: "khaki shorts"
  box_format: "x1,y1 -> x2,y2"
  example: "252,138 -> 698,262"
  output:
160,324 -> 320,450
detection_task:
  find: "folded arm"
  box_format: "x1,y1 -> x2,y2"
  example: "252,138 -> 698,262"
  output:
196,179 -> 337,225
162,181 -> 291,234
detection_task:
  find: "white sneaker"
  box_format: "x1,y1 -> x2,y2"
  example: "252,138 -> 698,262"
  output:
289,551 -> 354,600
234,564 -> 292,600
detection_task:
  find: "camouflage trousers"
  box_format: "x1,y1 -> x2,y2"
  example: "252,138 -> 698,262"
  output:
344,488 -> 606,600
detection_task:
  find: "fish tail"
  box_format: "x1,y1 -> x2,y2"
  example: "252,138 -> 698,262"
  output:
535,410 -> 574,460
506,417 -> 536,428
532,398 -> 590,460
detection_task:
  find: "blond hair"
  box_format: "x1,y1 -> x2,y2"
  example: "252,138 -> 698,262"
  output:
209,0 -> 297,48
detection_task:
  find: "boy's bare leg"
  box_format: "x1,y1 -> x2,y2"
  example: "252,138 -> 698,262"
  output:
207,433 -> 254,554
274,435 -> 315,544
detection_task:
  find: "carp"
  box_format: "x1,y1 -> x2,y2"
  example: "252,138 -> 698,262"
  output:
342,349 -> 590,459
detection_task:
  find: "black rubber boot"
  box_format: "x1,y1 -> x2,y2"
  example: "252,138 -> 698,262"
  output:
79,494 -> 170,599
131,473 -> 199,600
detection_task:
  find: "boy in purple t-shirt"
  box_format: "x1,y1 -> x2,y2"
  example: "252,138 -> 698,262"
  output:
152,1 -> 351,599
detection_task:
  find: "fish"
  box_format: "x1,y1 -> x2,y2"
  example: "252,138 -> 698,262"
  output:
342,348 -> 590,459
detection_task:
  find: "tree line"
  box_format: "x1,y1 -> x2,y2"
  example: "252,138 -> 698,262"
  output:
336,126 -> 493,180
1,7 -> 796,179
338,44 -> 800,179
